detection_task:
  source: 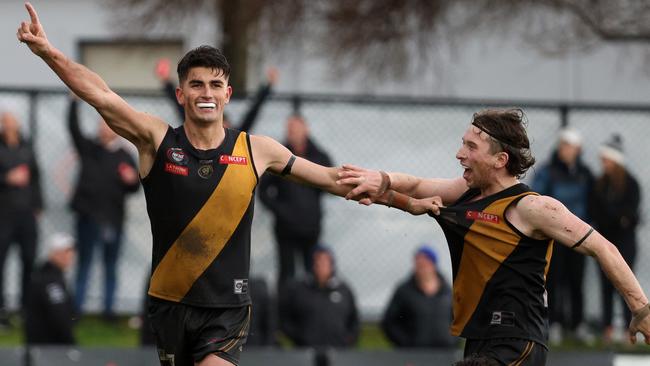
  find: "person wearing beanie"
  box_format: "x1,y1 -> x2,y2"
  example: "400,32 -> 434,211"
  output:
531,127 -> 594,344
381,245 -> 458,348
590,134 -> 641,344
25,232 -> 76,345
599,134 -> 625,166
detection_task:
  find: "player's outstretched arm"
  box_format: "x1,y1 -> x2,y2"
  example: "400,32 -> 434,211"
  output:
17,3 -> 166,153
250,135 -> 352,197
336,164 -> 466,205
250,135 -> 444,216
518,195 -> 650,345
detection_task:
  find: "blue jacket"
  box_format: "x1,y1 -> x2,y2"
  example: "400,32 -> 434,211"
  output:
532,151 -> 593,221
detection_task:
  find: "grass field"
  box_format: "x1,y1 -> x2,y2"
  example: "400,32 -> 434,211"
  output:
0,315 -> 139,347
0,314 -> 390,349
1,314 -> 649,354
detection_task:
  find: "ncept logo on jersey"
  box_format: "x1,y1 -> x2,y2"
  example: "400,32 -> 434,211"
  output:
465,210 -> 499,224
219,155 -> 248,165
164,162 -> 189,176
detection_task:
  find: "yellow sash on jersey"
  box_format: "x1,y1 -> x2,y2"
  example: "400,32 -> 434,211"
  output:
149,133 -> 256,301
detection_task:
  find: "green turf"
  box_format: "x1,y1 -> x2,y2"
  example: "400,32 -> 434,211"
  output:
0,314 -> 139,347
1,315 -> 649,354
0,317 -> 391,349
357,323 -> 392,349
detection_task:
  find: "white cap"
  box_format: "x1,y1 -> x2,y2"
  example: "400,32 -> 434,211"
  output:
559,128 -> 582,146
48,232 -> 75,253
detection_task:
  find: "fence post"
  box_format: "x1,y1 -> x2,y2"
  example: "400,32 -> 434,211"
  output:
28,90 -> 38,144
559,104 -> 569,128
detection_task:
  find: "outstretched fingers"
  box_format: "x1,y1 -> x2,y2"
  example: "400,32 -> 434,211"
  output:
337,167 -> 362,179
337,168 -> 368,188
25,2 -> 40,25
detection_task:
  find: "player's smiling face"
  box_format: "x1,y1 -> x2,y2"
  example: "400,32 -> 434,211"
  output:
456,125 -> 500,189
177,67 -> 232,125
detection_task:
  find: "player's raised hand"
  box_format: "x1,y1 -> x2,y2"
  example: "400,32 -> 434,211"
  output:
17,2 -> 50,57
155,58 -> 172,82
266,67 -> 279,85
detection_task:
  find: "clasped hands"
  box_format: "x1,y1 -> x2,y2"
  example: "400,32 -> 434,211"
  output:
336,164 -> 442,216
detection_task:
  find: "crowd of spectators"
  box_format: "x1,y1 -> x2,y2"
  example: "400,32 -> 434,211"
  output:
0,71 -> 641,355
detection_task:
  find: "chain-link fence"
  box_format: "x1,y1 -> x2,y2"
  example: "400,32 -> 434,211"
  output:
1,88 -> 649,323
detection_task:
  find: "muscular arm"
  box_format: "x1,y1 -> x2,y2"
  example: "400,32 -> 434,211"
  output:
250,134 -> 353,197
250,136 -> 445,217
516,195 -> 650,343
17,3 -> 166,176
387,172 -> 466,204
32,46 -> 164,147
337,164 -> 467,205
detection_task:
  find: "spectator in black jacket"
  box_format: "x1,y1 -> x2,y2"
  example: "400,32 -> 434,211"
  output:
279,246 -> 359,348
590,134 -> 642,344
67,97 -> 140,319
0,111 -> 43,329
155,58 -> 278,131
25,232 -> 76,345
259,114 -> 332,288
381,245 -> 457,348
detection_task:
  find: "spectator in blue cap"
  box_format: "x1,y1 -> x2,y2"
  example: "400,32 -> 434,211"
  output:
416,245 -> 438,266
382,245 -> 458,348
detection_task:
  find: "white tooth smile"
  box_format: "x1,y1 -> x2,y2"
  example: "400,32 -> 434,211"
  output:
197,102 -> 216,109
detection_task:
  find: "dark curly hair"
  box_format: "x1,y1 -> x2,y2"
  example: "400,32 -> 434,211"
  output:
177,45 -> 230,84
471,108 -> 536,178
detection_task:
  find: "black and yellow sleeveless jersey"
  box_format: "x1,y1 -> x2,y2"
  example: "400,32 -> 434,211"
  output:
142,126 -> 258,307
435,183 -> 553,345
